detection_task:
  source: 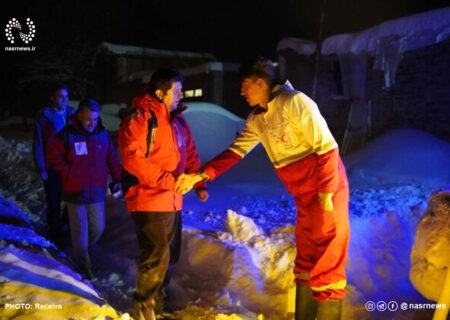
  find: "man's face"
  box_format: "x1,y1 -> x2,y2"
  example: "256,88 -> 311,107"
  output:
240,78 -> 267,107
51,89 -> 69,111
162,81 -> 183,111
77,109 -> 99,133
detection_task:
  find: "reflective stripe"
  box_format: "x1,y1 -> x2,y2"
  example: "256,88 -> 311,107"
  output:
295,273 -> 309,281
311,280 -> 347,292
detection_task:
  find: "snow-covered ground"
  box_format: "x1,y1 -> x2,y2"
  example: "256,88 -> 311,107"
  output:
0,110 -> 449,319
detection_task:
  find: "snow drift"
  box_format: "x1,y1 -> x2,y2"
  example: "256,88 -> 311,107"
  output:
410,190 -> 450,301
183,102 -> 246,162
344,128 -> 450,187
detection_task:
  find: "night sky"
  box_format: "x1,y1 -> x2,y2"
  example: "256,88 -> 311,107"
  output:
1,0 -> 448,114
2,0 -> 449,62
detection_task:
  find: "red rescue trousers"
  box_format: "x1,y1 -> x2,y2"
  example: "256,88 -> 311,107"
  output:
293,165 -> 350,301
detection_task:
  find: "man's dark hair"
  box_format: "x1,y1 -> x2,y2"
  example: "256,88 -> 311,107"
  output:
238,56 -> 277,88
77,98 -> 100,113
50,83 -> 69,96
146,68 -> 184,98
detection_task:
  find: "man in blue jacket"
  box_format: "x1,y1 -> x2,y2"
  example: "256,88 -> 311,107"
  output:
48,98 -> 122,278
33,84 -> 76,242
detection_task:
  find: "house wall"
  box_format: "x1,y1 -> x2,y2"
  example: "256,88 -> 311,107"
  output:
97,50 -> 215,105
277,50 -> 350,145
278,38 -> 450,146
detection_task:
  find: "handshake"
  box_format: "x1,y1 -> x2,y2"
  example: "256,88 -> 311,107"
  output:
174,170 -> 210,202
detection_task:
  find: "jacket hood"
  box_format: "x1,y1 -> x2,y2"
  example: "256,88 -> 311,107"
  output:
269,80 -> 295,101
170,103 -> 188,120
42,105 -> 76,119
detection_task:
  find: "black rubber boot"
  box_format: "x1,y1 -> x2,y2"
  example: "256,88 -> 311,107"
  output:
134,298 -> 156,320
316,299 -> 342,320
295,283 -> 318,320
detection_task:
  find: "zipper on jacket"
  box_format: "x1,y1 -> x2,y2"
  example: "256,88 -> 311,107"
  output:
165,106 -> 181,211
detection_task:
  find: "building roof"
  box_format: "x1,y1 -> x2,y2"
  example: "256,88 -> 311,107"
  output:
101,42 -> 217,60
277,7 -> 450,56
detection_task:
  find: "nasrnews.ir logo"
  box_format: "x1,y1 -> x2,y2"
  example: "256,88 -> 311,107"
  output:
5,18 -> 36,44
4,17 -> 37,52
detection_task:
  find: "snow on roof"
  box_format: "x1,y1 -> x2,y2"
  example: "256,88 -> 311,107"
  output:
322,7 -> 450,55
181,62 -> 240,77
278,7 -> 450,56
101,41 -> 217,60
276,38 -> 317,56
119,61 -> 238,84
119,69 -> 154,83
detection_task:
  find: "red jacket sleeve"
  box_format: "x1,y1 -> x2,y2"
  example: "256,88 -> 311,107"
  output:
47,134 -> 70,179
118,110 -> 175,190
202,149 -> 243,181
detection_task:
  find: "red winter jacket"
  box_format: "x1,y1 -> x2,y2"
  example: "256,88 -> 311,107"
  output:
48,117 -> 122,204
118,94 -> 205,212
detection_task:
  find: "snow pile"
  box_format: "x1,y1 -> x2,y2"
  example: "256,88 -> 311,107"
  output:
0,244 -> 127,320
344,129 -> 450,188
0,137 -> 46,229
173,212 -> 296,319
223,209 -> 262,242
276,38 -> 316,56
100,103 -> 127,132
0,194 -> 128,319
1,124 -> 449,319
410,190 -> 450,301
0,192 -> 54,249
184,102 -> 246,162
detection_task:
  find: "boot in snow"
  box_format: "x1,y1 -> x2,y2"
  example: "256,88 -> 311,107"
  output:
316,299 -> 342,320
295,283 -> 318,320
134,299 -> 156,320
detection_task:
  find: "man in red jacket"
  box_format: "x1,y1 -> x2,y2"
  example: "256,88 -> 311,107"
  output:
48,98 -> 122,279
118,69 -> 208,320
175,57 -> 350,320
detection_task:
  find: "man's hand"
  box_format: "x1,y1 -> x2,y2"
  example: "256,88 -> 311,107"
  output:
41,170 -> 48,181
196,189 -> 209,202
318,192 -> 334,211
110,181 -> 122,193
174,173 -> 203,194
109,181 -> 122,198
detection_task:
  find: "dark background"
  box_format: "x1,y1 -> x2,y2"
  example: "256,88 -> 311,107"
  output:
1,0 -> 448,118
2,0 -> 448,60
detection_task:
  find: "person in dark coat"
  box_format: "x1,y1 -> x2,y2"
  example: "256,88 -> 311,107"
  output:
33,84 -> 76,242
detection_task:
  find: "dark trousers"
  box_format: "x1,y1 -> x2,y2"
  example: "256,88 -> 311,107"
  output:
43,170 -> 64,238
131,210 -> 182,311
67,202 -> 106,271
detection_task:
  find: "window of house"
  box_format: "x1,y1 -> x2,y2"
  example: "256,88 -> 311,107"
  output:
184,90 -> 194,98
194,88 -> 203,97
183,88 -> 203,98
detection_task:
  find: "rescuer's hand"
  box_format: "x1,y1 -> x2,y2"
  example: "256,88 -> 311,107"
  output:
174,173 -> 203,194
196,189 -> 209,202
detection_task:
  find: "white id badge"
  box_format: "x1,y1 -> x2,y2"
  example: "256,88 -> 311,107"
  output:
74,142 -> 88,155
